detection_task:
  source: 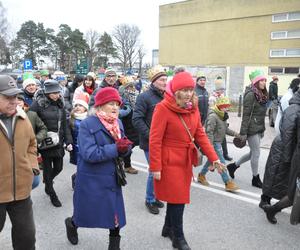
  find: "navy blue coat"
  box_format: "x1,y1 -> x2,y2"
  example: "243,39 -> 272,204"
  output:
73,115 -> 128,229
69,118 -> 82,165
132,85 -> 164,150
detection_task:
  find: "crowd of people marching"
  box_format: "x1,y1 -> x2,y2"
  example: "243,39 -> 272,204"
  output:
0,65 -> 299,250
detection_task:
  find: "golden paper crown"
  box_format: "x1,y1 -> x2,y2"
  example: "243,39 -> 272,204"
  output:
120,76 -> 135,87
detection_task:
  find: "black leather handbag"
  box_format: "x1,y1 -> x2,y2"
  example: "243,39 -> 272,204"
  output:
115,158 -> 127,187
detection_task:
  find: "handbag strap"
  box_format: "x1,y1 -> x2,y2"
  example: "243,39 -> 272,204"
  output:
178,114 -> 194,142
57,109 -> 62,132
178,114 -> 201,153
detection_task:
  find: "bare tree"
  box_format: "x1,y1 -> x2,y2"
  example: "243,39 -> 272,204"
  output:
0,1 -> 10,65
137,45 -> 146,75
112,24 -> 141,72
85,29 -> 100,71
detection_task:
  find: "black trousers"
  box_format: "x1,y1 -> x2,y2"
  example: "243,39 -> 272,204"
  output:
0,197 -> 36,250
123,145 -> 135,168
164,203 -> 185,238
43,156 -> 63,193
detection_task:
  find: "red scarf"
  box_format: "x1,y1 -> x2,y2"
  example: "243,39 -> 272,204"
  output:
84,85 -> 95,95
96,111 -> 121,140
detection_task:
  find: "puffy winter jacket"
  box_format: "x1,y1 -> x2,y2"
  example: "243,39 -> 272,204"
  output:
240,86 -> 267,136
30,92 -> 73,158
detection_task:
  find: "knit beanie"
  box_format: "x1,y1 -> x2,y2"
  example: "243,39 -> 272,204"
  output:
73,93 -> 89,110
87,72 -> 97,80
23,78 -> 37,89
40,69 -> 49,77
105,67 -> 117,77
249,70 -> 266,84
215,96 -> 231,109
214,77 -> 224,91
94,87 -> 122,107
148,65 -> 167,83
170,71 -> 195,93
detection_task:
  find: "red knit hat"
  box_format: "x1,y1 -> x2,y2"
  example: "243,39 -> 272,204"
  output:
171,72 -> 195,93
94,87 -> 122,107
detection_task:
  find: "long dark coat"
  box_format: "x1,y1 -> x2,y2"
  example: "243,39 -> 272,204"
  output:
73,115 -> 128,229
263,90 -> 300,200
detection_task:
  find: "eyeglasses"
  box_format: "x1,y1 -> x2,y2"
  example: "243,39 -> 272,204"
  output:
106,75 -> 116,78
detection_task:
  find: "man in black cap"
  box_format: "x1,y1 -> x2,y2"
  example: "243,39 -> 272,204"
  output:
0,75 -> 39,250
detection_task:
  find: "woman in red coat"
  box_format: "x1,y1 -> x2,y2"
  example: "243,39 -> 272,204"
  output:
150,72 -> 224,250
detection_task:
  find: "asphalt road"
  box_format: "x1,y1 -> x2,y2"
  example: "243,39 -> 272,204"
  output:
1,144 -> 300,250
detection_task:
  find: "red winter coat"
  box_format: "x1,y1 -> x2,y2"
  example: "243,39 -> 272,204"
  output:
149,93 -> 218,204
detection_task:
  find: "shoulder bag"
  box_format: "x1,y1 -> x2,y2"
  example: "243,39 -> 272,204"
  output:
38,109 -> 61,150
115,157 -> 127,186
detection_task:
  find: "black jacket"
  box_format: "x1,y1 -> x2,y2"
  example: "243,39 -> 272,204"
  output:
283,90 -> 300,200
88,80 -> 118,107
269,81 -> 278,101
262,135 -> 289,199
263,91 -> 300,200
132,85 -> 164,150
240,86 -> 267,136
195,85 -> 209,125
30,92 -> 73,158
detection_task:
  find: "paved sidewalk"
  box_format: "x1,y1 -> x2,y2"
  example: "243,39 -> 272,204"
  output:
226,112 -> 276,149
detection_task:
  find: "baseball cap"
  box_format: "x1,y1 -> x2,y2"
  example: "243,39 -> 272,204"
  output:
0,75 -> 22,96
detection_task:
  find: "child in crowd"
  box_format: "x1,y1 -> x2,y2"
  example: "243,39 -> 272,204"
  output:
68,94 -> 89,189
197,96 -> 240,192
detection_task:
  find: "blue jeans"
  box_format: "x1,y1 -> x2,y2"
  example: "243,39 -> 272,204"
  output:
200,142 -> 230,184
144,150 -> 156,203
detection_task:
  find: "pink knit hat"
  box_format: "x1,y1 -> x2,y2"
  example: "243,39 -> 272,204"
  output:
73,93 -> 89,110
170,72 -> 195,93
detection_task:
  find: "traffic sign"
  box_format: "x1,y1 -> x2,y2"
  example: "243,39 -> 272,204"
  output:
24,59 -> 33,71
76,59 -> 88,75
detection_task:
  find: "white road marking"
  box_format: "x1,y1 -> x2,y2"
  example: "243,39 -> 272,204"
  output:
131,160 -> 291,214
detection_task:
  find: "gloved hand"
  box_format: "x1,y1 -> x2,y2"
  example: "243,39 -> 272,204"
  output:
66,144 -> 73,152
116,137 -> 133,154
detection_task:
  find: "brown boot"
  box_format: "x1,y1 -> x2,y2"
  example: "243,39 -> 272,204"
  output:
124,166 -> 138,174
197,174 -> 209,186
225,180 -> 239,192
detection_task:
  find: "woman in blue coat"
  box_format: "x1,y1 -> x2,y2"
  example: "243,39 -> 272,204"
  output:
65,87 -> 133,250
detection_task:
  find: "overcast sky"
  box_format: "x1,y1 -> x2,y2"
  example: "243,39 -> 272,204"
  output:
2,0 -> 184,63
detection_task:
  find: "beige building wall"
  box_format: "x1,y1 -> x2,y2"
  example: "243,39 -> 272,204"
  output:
159,0 -> 300,67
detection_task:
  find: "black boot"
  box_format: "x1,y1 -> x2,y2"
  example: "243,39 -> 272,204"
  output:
227,163 -> 239,179
65,217 -> 78,245
259,194 -> 271,209
172,236 -> 191,250
108,236 -> 120,250
252,174 -> 262,189
263,205 -> 280,224
50,193 -> 62,207
161,225 -> 173,241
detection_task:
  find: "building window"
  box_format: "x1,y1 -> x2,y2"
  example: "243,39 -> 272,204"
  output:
269,67 -> 299,75
270,48 -> 300,58
271,30 -> 300,39
272,12 -> 300,22
269,67 -> 284,74
285,67 -> 299,74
